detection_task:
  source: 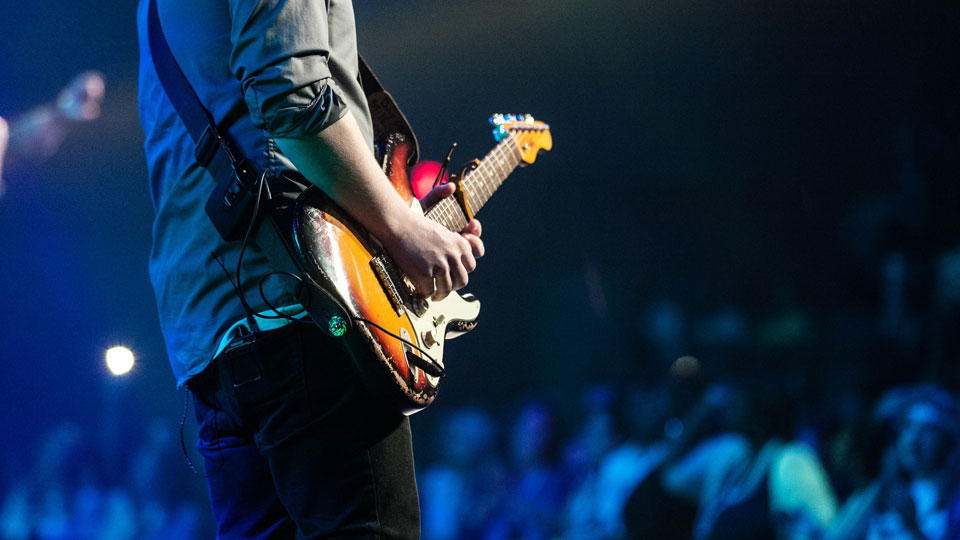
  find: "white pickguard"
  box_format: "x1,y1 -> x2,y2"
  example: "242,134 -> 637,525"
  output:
406,292 -> 480,385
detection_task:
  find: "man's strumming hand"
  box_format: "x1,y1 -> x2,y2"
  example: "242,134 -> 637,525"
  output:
385,182 -> 484,301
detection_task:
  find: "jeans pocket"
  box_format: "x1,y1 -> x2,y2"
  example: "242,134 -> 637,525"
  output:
226,327 -> 314,450
224,326 -> 305,404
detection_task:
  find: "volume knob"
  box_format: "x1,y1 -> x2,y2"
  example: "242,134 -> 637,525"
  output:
421,330 -> 438,348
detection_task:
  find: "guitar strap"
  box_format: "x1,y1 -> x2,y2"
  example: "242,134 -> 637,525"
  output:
146,0 -> 418,333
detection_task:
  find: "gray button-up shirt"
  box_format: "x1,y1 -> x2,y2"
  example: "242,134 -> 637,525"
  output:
137,0 -> 374,385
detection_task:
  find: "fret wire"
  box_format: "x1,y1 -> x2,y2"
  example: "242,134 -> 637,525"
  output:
487,148 -> 503,198
440,199 -> 456,231
449,199 -> 463,230
474,139 -> 508,203
470,164 -> 489,212
451,197 -> 465,230
439,199 -> 450,226
495,142 -> 509,180
477,160 -> 492,201
443,200 -> 455,231
493,141 -> 510,188
492,134 -> 517,187
430,201 -> 441,228
455,198 -> 466,229
428,198 -> 448,230
447,198 -> 457,229
484,157 -> 498,202
432,197 -> 464,232
462,165 -> 480,210
445,199 -> 454,230
463,134 -> 520,214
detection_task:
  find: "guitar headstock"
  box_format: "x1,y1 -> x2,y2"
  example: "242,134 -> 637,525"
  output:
490,113 -> 553,165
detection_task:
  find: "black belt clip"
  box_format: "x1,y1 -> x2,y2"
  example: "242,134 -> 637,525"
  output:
194,124 -> 221,167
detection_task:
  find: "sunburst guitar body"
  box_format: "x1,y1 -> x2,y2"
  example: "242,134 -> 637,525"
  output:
292,114 -> 552,414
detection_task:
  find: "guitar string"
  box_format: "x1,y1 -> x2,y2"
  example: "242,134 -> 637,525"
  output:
427,127 -> 533,230
464,142 -> 499,212
463,132 -> 522,213
473,133 -> 519,205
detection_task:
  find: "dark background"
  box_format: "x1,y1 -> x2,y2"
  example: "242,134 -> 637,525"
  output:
0,0 -> 958,535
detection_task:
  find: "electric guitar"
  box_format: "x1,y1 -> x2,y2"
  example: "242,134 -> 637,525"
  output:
291,114 -> 552,414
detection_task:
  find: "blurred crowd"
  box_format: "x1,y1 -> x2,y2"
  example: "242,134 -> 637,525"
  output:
0,418 -> 205,540
4,369 -> 956,540
414,379 -> 959,540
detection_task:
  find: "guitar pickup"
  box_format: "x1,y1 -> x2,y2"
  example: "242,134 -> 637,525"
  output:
370,255 -> 428,317
370,256 -> 405,316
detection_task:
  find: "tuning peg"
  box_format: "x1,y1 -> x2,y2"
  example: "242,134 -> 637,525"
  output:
489,113 -> 505,126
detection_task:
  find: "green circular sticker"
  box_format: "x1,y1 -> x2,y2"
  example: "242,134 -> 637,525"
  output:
328,315 -> 348,337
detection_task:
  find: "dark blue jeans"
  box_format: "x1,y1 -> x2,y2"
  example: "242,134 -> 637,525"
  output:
188,323 -> 420,539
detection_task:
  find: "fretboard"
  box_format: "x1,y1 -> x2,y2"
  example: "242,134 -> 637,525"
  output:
424,134 -> 524,232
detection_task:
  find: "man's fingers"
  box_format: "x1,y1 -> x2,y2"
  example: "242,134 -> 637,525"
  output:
432,271 -> 453,301
419,182 -> 456,211
463,234 -> 484,259
450,262 -> 469,291
462,219 -> 482,237
460,220 -> 484,259
461,248 -> 478,273
405,215 -> 484,301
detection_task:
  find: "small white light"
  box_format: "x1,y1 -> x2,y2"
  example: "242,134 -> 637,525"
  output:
106,346 -> 135,376
670,355 -> 701,378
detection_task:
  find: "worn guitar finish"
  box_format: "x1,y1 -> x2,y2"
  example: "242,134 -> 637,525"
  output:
292,115 -> 552,413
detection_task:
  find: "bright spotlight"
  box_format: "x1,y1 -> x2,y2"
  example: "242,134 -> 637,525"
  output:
106,346 -> 135,376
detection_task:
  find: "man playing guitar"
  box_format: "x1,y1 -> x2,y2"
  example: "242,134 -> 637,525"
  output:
138,0 -> 482,537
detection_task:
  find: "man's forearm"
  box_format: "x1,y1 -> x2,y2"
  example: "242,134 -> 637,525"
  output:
275,111 -> 414,245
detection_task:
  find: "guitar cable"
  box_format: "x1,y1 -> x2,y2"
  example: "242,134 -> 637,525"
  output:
234,172 -> 309,323
179,388 -> 225,478
181,172 -> 274,479
433,142 -> 457,188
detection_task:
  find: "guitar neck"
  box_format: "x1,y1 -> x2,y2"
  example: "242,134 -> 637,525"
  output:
425,135 -> 523,232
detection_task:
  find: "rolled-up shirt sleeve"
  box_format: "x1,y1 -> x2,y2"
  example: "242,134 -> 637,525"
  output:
228,0 -> 348,138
